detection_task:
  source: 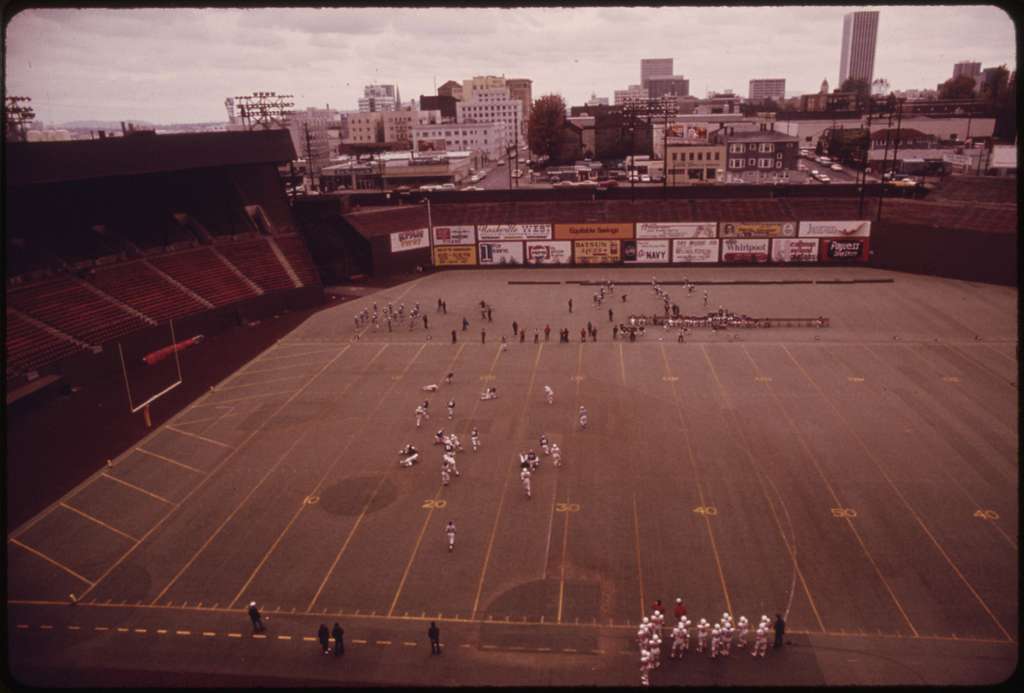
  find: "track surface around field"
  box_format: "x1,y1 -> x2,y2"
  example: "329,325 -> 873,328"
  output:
8,267 -> 1018,686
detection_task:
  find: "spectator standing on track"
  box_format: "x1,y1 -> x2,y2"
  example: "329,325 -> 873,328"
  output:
609,308 -> 614,322
318,624 -> 330,654
513,320 -> 519,336
773,614 -> 785,648
445,521 -> 456,552
580,327 -> 587,342
423,315 -> 429,330
568,298 -> 573,313
451,330 -> 457,344
481,329 -> 486,344
520,330 -> 526,343
428,622 -> 442,654
703,289 -> 709,307
437,299 -> 443,312
463,317 -> 469,331
487,307 -> 493,322
332,622 -> 344,656
248,601 -> 266,632
544,324 -> 551,341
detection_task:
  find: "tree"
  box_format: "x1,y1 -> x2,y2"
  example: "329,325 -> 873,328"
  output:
840,78 -> 871,99
938,75 -> 976,100
528,94 -> 567,161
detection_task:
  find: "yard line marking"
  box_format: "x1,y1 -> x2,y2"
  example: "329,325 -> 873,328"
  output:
943,343 -> 1017,388
199,405 -> 238,437
176,630 -> 191,636
277,635 -> 292,641
150,433 -> 309,605
352,639 -> 368,644
631,494 -> 647,621
402,641 -> 417,646
308,342 -> 458,613
41,625 -> 54,630
376,640 -> 392,646
660,343 -> 733,616
94,626 -> 108,631
471,342 -> 545,618
133,447 -> 206,475
215,374 -> 309,392
700,344 -> 824,632
541,491 -> 557,580
58,502 -> 139,543
242,361 -> 333,377
202,631 -> 216,637
785,344 -> 1014,642
230,343 -> 414,610
227,633 -> 241,638
556,493 -> 572,624
67,625 -> 81,631
245,349 -> 339,364
252,633 -> 267,639
8,538 -> 94,585
157,629 -> 168,634
744,345 -> 917,637
74,343 -> 354,603
100,473 -> 175,506
135,628 -> 147,634
164,425 -> 233,449
187,389 -> 298,410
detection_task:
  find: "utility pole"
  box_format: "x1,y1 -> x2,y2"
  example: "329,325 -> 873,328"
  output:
858,96 -> 873,217
303,122 -> 316,192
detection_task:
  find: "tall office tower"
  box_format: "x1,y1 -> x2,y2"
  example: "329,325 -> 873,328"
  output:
838,11 -> 879,86
952,61 -> 982,82
641,58 -> 674,86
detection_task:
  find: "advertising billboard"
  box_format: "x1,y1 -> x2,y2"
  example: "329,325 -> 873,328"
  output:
573,240 -> 621,264
553,223 -> 634,241
672,239 -> 721,263
771,238 -> 820,263
719,221 -> 797,238
819,238 -> 870,262
476,224 -> 552,241
622,239 -> 670,264
432,225 -> 476,246
636,222 -> 717,239
389,227 -> 430,253
478,241 -> 525,265
525,241 -> 572,265
721,238 -> 770,263
433,245 -> 478,266
798,220 -> 872,238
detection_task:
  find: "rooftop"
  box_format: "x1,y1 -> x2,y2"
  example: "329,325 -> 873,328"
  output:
719,130 -> 798,142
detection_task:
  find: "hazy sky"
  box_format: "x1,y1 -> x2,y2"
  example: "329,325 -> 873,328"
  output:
5,5 -> 1016,125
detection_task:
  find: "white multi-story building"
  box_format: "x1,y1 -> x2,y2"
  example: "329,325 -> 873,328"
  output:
614,84 -> 649,105
456,86 -> 522,149
412,121 -> 507,162
461,75 -> 507,101
358,84 -> 400,112
585,93 -> 610,107
748,79 -> 786,103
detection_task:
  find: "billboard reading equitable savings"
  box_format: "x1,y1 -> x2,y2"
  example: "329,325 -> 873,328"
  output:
553,223 -> 634,240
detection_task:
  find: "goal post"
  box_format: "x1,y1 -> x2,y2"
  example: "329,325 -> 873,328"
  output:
118,319 -> 187,428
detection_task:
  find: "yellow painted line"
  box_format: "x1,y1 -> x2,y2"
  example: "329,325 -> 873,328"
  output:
94,626 -> 108,631
188,389 -> 298,410
231,344 -> 399,610
202,631 -> 216,637
471,343 -> 545,617
752,345 -> 917,637
176,630 -> 191,636
68,625 -> 81,631
376,640 -> 392,646
631,494 -> 647,621
303,636 -> 317,642
133,447 -> 206,475
134,628 -> 147,634
101,473 -> 175,506
152,433 -> 310,605
556,494 -> 571,624
156,629 -> 168,635
227,633 -> 242,638
40,625 -> 54,630
8,538 -> 95,586
402,641 -> 417,647
352,639 -> 368,644
59,502 -> 139,543
164,425 -> 233,449
252,633 -> 268,639
215,374 -> 309,392
277,635 -> 292,641
787,344 -> 1014,642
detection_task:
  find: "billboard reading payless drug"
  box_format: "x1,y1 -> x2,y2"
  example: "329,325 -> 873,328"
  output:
525,241 -> 572,265
390,227 -> 430,253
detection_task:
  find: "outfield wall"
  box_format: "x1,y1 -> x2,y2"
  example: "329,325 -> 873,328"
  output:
413,220 -> 873,267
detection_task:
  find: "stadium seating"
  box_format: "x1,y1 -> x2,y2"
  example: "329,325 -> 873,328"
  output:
90,261 -> 209,323
7,276 -> 151,347
274,234 -> 320,286
217,238 -> 296,292
5,308 -> 85,377
148,247 -> 258,306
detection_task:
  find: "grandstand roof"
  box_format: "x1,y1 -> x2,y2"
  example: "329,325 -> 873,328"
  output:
7,130 -> 296,186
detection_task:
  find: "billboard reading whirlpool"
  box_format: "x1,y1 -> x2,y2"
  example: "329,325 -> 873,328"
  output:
721,238 -> 769,263
390,227 -> 430,253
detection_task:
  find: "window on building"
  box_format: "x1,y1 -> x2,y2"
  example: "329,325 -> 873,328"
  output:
688,168 -> 703,180
776,153 -> 782,159
748,158 -> 756,166
729,159 -> 743,169
759,143 -> 775,153
775,161 -> 783,168
748,143 -> 757,151
697,152 -> 703,161
706,168 -> 717,179
759,158 -> 772,168
688,153 -> 695,161
729,143 -> 744,153
714,152 -> 720,160
672,153 -> 678,161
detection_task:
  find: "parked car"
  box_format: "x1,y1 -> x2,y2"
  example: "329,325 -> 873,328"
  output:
440,182 -> 456,190
640,174 -> 651,183
810,169 -> 820,177
462,185 -> 484,191
497,160 -> 506,166
818,175 -> 831,183
830,163 -> 843,172
553,180 -> 575,188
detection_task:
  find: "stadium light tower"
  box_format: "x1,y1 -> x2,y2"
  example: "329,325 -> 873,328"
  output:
5,96 -> 36,142
234,91 -> 294,130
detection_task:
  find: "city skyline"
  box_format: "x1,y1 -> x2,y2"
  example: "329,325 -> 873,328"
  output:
5,5 -> 1015,125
